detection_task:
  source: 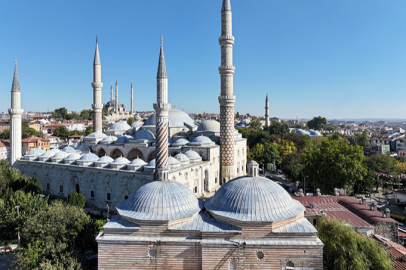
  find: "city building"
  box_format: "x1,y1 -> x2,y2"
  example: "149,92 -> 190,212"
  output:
21,137 -> 50,154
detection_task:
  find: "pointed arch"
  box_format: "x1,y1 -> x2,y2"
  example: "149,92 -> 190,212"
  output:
110,148 -> 124,159
127,148 -> 144,161
147,150 -> 156,162
97,148 -> 107,158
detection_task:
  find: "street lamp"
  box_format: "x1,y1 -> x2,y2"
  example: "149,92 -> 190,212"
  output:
15,205 -> 20,246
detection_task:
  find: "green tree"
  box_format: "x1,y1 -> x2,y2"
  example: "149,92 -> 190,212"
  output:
52,107 -> 68,119
53,126 -> 69,139
355,130 -> 370,148
269,121 -> 289,137
249,118 -> 262,130
281,152 -> 302,181
236,112 -> 240,118
307,116 -> 327,130
318,218 -> 393,270
0,191 -> 48,243
19,201 -> 99,269
300,139 -> 367,194
102,109 -> 108,116
65,192 -> 86,208
366,155 -> 396,175
0,129 -> 10,139
85,126 -> 93,136
79,110 -> 89,120
247,130 -> 270,149
127,117 -> 134,126
22,123 -> 43,139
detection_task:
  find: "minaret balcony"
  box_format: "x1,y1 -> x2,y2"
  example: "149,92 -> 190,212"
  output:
92,82 -> 103,88
8,108 -> 24,115
219,35 -> 235,45
218,65 -> 235,74
218,95 -> 236,106
92,104 -> 104,110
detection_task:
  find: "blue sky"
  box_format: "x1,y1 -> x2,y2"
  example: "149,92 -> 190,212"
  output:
1,0 -> 405,119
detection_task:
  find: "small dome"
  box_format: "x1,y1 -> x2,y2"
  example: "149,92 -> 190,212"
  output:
172,138 -> 189,146
134,115 -> 141,121
144,108 -> 195,128
189,136 -> 214,145
53,151 -> 68,158
168,156 -> 181,166
240,118 -> 251,125
100,136 -> 118,143
75,144 -> 90,152
65,153 -> 82,160
109,121 -> 131,131
85,132 -> 108,139
40,150 -> 57,158
145,159 -> 156,168
130,158 -> 147,166
175,153 -> 190,163
117,180 -> 201,221
296,129 -> 310,135
239,124 -> 246,128
113,157 -> 131,165
197,120 -> 220,133
131,120 -> 144,128
205,175 -> 305,223
62,146 -> 76,153
185,150 -> 201,160
134,130 -> 155,140
78,153 -> 99,162
309,129 -> 322,136
96,156 -> 114,163
49,149 -> 60,154
116,135 -> 133,143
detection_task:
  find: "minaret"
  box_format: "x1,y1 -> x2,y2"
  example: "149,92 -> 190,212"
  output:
115,78 -> 118,114
9,59 -> 23,166
110,83 -> 113,101
131,81 -> 134,115
219,0 -> 236,183
92,36 -> 103,133
265,94 -> 270,126
153,35 -> 171,179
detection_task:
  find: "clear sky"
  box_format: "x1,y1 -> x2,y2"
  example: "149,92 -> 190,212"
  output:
1,0 -> 405,119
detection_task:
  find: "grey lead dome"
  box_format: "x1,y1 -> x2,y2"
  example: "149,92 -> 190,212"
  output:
205,175 -> 305,223
117,180 -> 201,222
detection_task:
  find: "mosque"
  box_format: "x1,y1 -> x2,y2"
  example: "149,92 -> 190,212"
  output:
103,79 -> 134,121
8,0 -> 323,268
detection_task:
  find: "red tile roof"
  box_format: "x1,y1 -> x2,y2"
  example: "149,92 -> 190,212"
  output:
294,196 -> 373,228
21,137 -> 50,143
373,235 -> 406,270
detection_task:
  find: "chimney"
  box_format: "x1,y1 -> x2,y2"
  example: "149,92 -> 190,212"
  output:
299,189 -> 304,197
385,208 -> 391,219
362,196 -> 367,205
334,188 -> 339,196
316,188 -> 321,197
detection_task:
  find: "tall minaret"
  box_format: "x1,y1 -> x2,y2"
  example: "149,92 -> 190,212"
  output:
219,0 -> 236,183
153,35 -> 171,179
130,81 -> 134,115
265,94 -> 270,127
9,59 -> 23,166
115,78 -> 118,113
110,83 -> 113,101
92,36 -> 103,133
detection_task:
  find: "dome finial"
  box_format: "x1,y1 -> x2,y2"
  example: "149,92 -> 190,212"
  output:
14,58 -> 17,67
161,34 -> 163,45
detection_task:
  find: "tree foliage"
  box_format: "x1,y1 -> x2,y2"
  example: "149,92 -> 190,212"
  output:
22,123 -> 44,139
365,155 -> 396,175
127,117 -> 134,126
268,121 -> 290,137
281,152 -> 302,181
249,118 -> 262,130
65,192 -> 86,208
53,126 -> 69,139
52,107 -> 68,119
300,139 -> 367,194
307,116 -> 327,130
318,218 -> 393,270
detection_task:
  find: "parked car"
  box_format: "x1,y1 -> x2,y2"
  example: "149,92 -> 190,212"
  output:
279,183 -> 289,190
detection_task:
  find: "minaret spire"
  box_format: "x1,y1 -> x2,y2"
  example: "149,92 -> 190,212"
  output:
110,83 -> 113,101
92,36 -> 103,133
219,0 -> 236,183
9,59 -> 24,166
154,36 -> 171,181
265,94 -> 270,127
131,81 -> 134,115
115,78 -> 118,114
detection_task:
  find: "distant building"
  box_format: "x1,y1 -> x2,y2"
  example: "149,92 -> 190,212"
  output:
0,141 -> 9,160
21,137 -> 50,154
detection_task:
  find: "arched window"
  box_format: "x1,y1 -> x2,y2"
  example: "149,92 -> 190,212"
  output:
286,261 -> 295,270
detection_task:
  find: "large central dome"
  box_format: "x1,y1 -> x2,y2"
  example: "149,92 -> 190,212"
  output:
205,175 -> 305,223
117,180 -> 201,222
144,108 -> 195,128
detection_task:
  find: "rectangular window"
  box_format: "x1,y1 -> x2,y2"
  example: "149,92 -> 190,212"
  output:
59,185 -> 63,193
313,219 -> 317,226
125,195 -> 128,200
46,183 -> 50,190
215,177 -> 218,184
194,186 -> 197,193
237,167 -> 239,173
107,193 -> 111,201
91,190 -> 94,198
